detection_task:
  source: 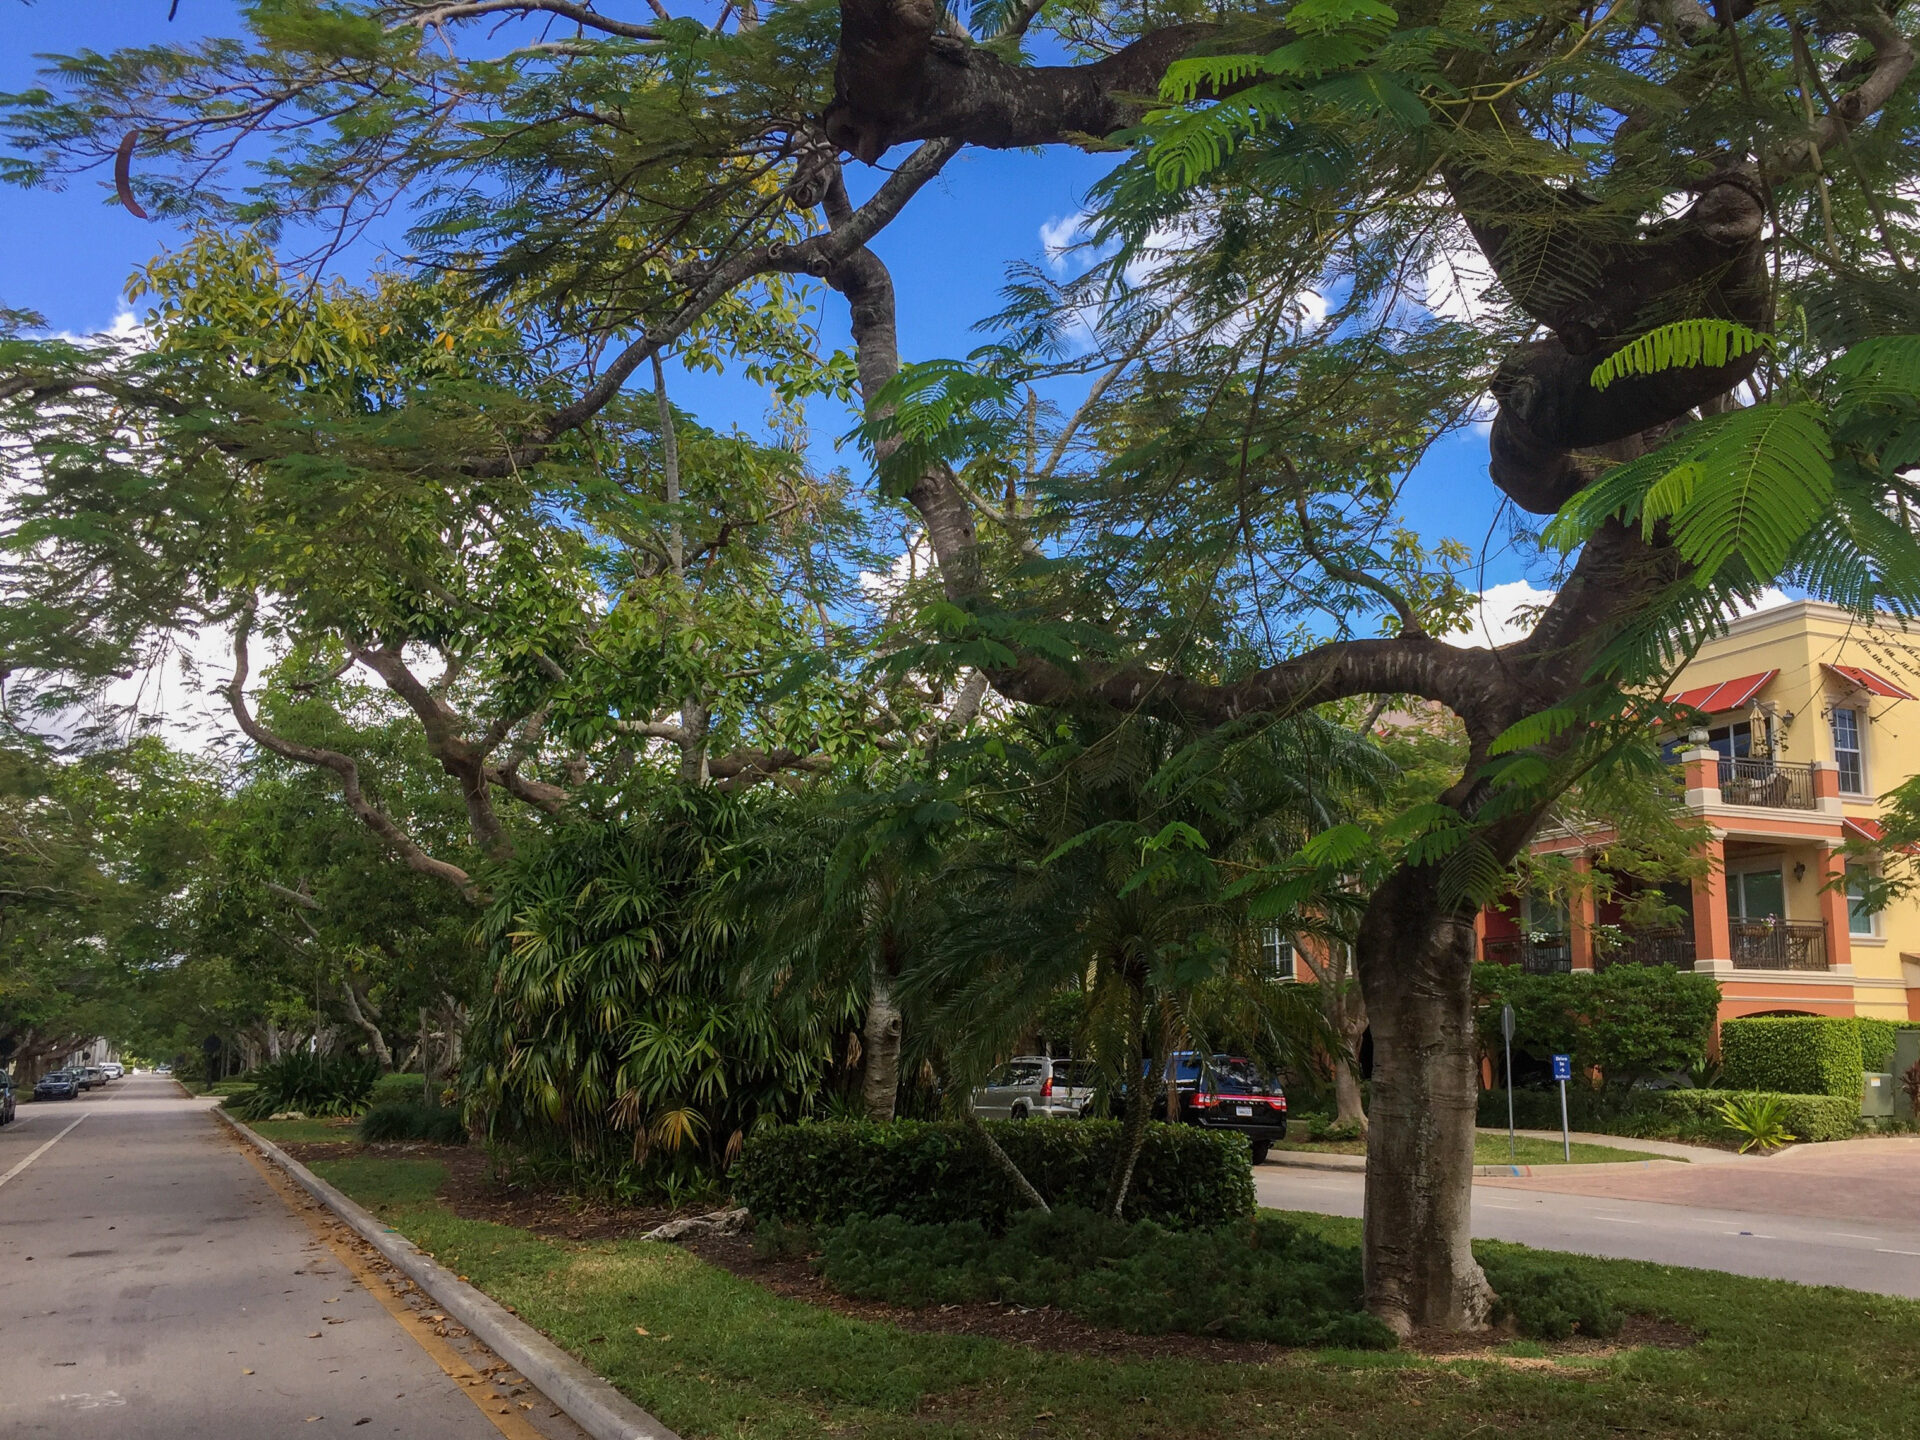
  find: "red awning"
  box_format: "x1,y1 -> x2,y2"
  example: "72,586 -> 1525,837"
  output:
1845,815 -> 1920,855
1666,669 -> 1778,715
1825,664 -> 1917,700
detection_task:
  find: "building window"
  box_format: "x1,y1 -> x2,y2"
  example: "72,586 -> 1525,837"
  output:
1258,928 -> 1296,982
1729,868 -> 1786,920
1847,864 -> 1880,937
1831,707 -> 1865,793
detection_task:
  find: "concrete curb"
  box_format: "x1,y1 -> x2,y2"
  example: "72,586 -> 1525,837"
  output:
215,1107 -> 680,1440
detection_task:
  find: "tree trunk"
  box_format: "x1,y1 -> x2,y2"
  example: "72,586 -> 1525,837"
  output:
859,962 -> 904,1121
1353,869 -> 1492,1337
340,981 -> 395,1071
1332,1042 -> 1369,1135
1103,982 -> 1157,1219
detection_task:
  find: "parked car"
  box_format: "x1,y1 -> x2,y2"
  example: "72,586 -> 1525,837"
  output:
1151,1052 -> 1288,1163
970,1056 -> 1096,1120
0,1074 -> 15,1125
34,1071 -> 79,1101
101,1062 -> 123,1080
79,1065 -> 106,1089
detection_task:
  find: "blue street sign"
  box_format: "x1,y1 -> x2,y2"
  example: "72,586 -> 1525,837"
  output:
1551,1054 -> 1572,1081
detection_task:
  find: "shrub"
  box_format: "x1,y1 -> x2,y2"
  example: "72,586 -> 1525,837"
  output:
1474,964 -> 1720,1085
1476,1086 -> 1856,1143
1484,1256 -> 1623,1340
734,1118 -> 1254,1232
229,1052 -> 380,1120
1854,1019 -> 1919,1073
370,1071 -> 440,1108
359,1101 -> 468,1144
815,1207 -> 1397,1349
1720,1017 -> 1862,1099
1714,1093 -> 1796,1152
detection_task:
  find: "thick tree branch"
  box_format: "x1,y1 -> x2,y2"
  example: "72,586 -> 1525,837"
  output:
226,618 -> 480,900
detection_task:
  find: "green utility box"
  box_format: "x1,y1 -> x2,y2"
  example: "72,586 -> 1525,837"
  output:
1862,1071 -> 1895,1118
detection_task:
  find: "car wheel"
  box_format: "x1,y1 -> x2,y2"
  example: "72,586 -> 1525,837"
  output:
1249,1139 -> 1271,1165
1010,1104 -> 1029,1121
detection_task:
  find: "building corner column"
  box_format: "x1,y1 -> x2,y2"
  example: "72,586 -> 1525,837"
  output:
1693,829 -> 1733,968
1570,853 -> 1597,971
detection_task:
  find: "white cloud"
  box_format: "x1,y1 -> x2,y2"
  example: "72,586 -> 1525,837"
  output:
1460,579 -> 1792,649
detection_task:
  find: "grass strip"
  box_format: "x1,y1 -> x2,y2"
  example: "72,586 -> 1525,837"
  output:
309,1152 -> 1920,1440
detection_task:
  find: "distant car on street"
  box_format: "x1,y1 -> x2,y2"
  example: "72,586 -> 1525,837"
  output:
969,1056 -> 1096,1120
34,1071 -> 79,1101
101,1062 -> 123,1080
78,1065 -> 105,1089
155,1064 -> 172,1076
0,1074 -> 15,1124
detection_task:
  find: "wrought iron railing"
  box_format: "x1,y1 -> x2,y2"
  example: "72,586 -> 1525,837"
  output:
1717,758 -> 1817,810
1594,926 -> 1697,971
1729,918 -> 1828,970
1482,936 -> 1574,973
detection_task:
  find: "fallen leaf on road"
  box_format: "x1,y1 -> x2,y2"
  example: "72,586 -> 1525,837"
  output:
241,1370 -> 254,1376
354,1420 -> 371,1427
307,1332 -> 321,1338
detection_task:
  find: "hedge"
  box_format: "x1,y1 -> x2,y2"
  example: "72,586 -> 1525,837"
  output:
734,1118 -> 1255,1232
1473,963 -> 1720,1085
1720,1017 -> 1863,1098
370,1071 -> 438,1107
1854,1019 -> 1920,1073
1477,1087 -> 1856,1143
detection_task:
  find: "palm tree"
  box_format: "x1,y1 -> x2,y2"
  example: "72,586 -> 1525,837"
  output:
904,709 -> 1391,1214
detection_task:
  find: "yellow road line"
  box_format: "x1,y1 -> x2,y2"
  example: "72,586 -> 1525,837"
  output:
231,1135 -> 548,1440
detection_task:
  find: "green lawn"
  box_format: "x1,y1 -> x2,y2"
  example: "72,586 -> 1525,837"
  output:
1278,1134 -> 1673,1165
249,1115 -> 361,1145
310,1152 -> 1920,1440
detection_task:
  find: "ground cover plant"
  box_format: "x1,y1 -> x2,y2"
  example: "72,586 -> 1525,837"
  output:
306,1149 -> 1920,1440
225,1052 -> 381,1120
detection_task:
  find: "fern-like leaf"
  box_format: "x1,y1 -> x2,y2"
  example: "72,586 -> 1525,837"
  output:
1589,320 -> 1771,391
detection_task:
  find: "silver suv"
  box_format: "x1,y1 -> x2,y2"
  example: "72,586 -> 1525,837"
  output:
969,1056 -> 1094,1120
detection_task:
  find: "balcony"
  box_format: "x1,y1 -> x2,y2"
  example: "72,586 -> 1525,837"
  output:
1717,758 -> 1817,810
1594,926 -> 1697,971
1483,936 -> 1573,974
1729,918 -> 1828,970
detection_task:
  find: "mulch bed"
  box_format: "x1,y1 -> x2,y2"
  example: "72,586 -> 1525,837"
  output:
278,1137 -> 1698,1364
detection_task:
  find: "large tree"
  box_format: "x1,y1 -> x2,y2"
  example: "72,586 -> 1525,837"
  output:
7,0 -> 1920,1332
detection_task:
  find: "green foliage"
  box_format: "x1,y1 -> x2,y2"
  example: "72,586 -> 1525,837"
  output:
1588,322 -> 1772,392
229,1051 -> 380,1120
1853,1019 -> 1917,1073
1474,964 -> 1721,1085
465,790 -> 855,1191
1477,1086 -> 1857,1144
1719,1017 -> 1864,1100
369,1071 -> 438,1107
734,1119 -> 1254,1233
359,1100 -> 468,1145
816,1207 -> 1396,1350
1483,1257 -> 1623,1341
1714,1093 -> 1798,1153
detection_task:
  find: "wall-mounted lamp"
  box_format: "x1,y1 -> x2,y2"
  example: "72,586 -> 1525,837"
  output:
1792,861 -> 1808,883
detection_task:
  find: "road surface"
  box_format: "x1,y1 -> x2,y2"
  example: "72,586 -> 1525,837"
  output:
0,1072 -> 584,1439
1256,1139 -> 1920,1298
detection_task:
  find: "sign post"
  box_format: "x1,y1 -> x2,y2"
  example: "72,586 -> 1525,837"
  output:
1551,1053 -> 1573,1161
1501,1004 -> 1517,1166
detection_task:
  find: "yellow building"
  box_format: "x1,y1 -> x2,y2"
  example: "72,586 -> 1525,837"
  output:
1480,600 -> 1920,1022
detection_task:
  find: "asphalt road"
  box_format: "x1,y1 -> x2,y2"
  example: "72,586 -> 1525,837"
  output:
1255,1157 -> 1920,1298
0,1073 -> 573,1439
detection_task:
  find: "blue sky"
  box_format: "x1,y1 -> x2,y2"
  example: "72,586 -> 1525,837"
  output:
2,1 -> 1529,612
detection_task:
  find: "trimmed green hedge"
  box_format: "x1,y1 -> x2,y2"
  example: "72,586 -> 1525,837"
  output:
1720,1017 -> 1862,1098
1478,1087 -> 1856,1143
1474,963 -> 1720,1085
370,1071 -> 439,1107
1854,1019 -> 1920,1073
734,1119 -> 1254,1232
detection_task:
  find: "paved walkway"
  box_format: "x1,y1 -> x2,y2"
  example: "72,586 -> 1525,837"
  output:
1256,1134 -> 1920,1296
0,1074 -> 580,1439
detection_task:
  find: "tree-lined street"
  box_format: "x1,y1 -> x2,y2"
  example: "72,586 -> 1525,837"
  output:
0,1075 -> 576,1439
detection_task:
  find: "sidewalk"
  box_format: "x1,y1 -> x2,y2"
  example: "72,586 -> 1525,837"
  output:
1482,1127 -> 1741,1164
